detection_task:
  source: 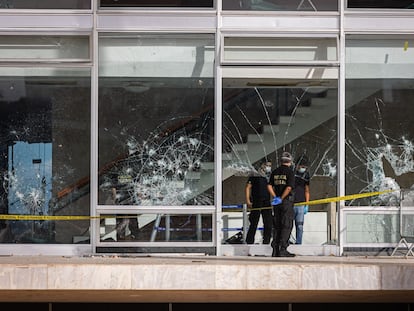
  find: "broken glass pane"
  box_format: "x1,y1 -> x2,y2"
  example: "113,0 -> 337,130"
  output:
345,36 -> 414,206
0,67 -> 91,244
98,34 -> 215,207
222,73 -> 338,244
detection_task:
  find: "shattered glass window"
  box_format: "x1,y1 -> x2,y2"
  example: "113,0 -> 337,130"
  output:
345,35 -> 414,206
222,67 -> 338,245
222,0 -> 338,11
0,67 -> 91,244
98,34 -> 215,207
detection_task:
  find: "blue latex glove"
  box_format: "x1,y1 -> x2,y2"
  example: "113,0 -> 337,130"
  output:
304,205 -> 309,214
271,196 -> 282,206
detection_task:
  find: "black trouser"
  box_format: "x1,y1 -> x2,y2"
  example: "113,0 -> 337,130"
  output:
271,198 -> 294,251
246,205 -> 273,244
116,216 -> 139,239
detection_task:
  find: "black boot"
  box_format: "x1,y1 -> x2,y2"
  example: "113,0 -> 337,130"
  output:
279,248 -> 295,257
271,245 -> 280,257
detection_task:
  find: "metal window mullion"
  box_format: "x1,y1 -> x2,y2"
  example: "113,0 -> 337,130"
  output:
215,0 -> 223,257
97,206 -> 216,214
90,0 -> 99,255
338,0 -> 346,256
222,60 -> 340,66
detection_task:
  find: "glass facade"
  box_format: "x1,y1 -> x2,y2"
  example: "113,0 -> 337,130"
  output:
0,1 -> 413,255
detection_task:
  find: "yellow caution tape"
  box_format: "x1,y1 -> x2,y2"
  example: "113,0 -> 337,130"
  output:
0,215 -> 92,221
0,214 -> 134,221
404,40 -> 409,51
294,189 -> 395,206
240,189 -> 396,212
0,189 -> 396,220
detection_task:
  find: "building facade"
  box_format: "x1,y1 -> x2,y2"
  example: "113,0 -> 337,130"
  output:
0,0 -> 414,257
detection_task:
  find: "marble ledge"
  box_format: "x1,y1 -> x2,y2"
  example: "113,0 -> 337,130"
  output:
0,256 -> 413,291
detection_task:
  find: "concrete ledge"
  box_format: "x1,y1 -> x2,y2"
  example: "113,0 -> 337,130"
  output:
0,255 -> 413,302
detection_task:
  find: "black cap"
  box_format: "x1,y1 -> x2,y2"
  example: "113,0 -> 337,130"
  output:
281,151 -> 293,163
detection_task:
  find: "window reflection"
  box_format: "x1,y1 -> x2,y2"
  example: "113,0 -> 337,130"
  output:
8,142 -> 52,215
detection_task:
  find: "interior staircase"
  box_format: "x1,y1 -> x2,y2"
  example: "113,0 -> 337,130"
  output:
192,85 -> 380,193
93,84 -> 381,243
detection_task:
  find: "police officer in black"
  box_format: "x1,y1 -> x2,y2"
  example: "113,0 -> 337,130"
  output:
267,151 -> 296,257
245,159 -> 273,244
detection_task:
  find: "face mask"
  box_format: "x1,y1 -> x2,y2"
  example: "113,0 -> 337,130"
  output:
264,166 -> 272,173
298,167 -> 306,173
